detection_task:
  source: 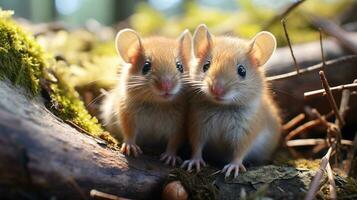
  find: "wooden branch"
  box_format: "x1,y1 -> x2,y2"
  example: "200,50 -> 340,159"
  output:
90,189 -> 129,200
304,82 -> 357,99
267,55 -> 357,81
308,14 -> 357,54
319,71 -> 345,127
282,19 -> 300,73
336,89 -> 351,125
319,29 -> 327,72
263,0 -> 306,29
305,144 -> 335,200
326,161 -> 337,200
282,113 -> 305,132
344,132 -> 357,175
286,139 -> 352,147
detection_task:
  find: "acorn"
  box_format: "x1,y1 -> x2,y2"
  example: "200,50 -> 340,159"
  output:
162,181 -> 188,200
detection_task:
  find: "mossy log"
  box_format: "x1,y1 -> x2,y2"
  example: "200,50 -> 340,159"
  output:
0,81 -> 170,199
0,79 -> 355,199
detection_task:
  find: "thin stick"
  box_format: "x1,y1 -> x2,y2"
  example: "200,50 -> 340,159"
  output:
267,55 -> 357,81
336,89 -> 350,125
311,109 -> 329,128
326,162 -> 337,200
90,189 -> 128,200
304,82 -> 357,98
344,132 -> 357,175
282,19 -> 299,73
319,71 -> 345,127
264,0 -> 306,29
319,29 -> 326,72
282,113 -> 306,132
305,144 -> 335,200
286,139 -> 352,147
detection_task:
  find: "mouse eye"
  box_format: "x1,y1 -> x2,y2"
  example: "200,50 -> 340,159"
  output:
176,61 -> 184,73
142,61 -> 151,75
203,60 -> 211,72
237,64 -> 246,77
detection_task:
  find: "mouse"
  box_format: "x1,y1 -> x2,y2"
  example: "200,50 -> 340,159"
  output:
100,28 -> 192,166
181,24 -> 281,178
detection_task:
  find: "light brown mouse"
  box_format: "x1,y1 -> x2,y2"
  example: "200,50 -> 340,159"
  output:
100,28 -> 192,166
181,24 -> 281,178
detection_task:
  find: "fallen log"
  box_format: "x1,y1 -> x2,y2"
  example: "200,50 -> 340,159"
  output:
0,81 -> 169,199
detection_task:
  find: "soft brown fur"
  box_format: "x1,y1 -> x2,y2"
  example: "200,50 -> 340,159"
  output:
100,30 -> 192,166
182,25 -> 281,177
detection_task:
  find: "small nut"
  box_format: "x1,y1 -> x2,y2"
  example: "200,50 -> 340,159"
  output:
162,181 -> 188,200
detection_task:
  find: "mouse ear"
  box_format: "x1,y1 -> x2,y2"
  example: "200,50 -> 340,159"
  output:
249,31 -> 276,67
115,29 -> 142,63
177,29 -> 192,68
193,24 -> 213,58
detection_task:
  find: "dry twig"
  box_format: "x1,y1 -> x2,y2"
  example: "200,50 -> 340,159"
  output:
282,19 -> 300,73
286,139 -> 352,147
282,113 -> 305,132
305,144 -> 335,200
264,0 -> 306,29
308,14 -> 357,54
267,55 -> 357,81
304,82 -> 357,98
90,189 -> 129,200
344,132 -> 357,175
326,162 -> 337,200
319,71 -> 345,127
319,29 -> 326,72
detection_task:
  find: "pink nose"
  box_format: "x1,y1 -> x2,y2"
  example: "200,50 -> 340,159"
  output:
158,80 -> 173,93
211,84 -> 224,97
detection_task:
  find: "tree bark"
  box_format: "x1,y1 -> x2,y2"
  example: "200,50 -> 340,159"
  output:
0,81 -> 169,199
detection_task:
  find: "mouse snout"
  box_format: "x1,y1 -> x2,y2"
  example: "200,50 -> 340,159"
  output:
210,83 -> 225,97
157,79 -> 174,93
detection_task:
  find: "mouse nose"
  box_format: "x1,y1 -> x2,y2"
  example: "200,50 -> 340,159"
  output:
210,84 -> 224,97
157,80 -> 174,93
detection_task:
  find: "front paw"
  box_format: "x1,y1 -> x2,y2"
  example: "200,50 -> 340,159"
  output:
221,162 -> 246,178
181,158 -> 206,172
120,142 -> 143,157
160,152 -> 182,167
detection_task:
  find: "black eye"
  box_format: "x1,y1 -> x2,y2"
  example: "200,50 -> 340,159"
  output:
203,60 -> 210,72
142,61 -> 151,75
176,61 -> 184,73
237,64 -> 246,77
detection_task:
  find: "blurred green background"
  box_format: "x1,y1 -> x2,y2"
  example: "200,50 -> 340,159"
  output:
0,0 -> 355,45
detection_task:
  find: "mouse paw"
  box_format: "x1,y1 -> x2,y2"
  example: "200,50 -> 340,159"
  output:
160,152 -> 182,167
120,142 -> 143,157
221,162 -> 246,178
181,158 -> 206,172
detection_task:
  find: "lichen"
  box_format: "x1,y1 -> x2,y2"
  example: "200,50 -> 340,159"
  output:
0,9 -> 47,96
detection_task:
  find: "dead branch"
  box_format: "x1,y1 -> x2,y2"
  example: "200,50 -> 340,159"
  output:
305,144 -> 335,200
267,55 -> 357,81
319,29 -> 327,72
304,82 -> 357,98
282,113 -> 306,132
90,190 -> 129,200
326,162 -> 337,200
308,14 -> 357,54
319,71 -> 345,127
282,19 -> 299,73
344,132 -> 357,175
263,0 -> 306,29
286,139 -> 352,147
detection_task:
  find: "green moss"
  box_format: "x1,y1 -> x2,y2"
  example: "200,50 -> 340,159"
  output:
0,9 -> 47,95
47,62 -> 117,146
0,9 -> 117,146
